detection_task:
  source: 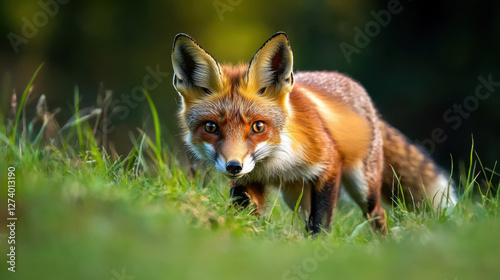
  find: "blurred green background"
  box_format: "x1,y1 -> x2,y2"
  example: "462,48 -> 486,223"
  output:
1,2 -> 500,279
1,0 -> 499,167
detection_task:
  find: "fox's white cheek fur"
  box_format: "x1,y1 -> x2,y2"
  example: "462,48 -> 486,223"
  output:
241,154 -> 255,174
253,142 -> 269,161
250,133 -> 324,183
185,133 -> 203,159
264,133 -> 302,172
255,142 -> 267,152
185,133 -> 217,161
215,156 -> 226,174
203,142 -> 216,157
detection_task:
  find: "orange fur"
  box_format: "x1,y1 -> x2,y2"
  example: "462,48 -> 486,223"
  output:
291,86 -> 371,168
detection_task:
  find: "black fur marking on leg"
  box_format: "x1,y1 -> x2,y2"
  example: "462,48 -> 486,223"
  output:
366,190 -> 378,215
230,186 -> 250,209
307,181 -> 338,234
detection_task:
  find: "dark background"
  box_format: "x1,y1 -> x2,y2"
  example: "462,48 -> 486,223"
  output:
0,0 -> 499,172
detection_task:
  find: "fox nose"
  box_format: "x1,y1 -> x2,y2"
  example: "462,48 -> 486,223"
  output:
226,161 -> 242,175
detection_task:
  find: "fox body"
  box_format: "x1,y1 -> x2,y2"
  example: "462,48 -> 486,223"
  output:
171,32 -> 457,234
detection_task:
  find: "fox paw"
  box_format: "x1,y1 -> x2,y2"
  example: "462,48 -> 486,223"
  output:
229,186 -> 250,209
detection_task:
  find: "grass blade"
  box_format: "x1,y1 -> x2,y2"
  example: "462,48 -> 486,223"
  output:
11,63 -> 44,142
142,88 -> 164,169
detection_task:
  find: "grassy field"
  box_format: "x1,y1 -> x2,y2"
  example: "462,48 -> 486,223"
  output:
1,74 -> 499,280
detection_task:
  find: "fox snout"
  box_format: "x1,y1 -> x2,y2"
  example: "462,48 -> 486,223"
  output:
215,151 -> 256,179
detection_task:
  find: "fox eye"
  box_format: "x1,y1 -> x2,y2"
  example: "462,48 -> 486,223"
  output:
257,87 -> 267,95
204,121 -> 218,134
252,121 -> 266,133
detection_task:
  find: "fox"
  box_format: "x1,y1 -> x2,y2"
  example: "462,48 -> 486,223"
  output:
171,32 -> 457,235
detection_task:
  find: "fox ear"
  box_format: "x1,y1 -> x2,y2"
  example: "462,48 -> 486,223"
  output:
246,32 -> 294,97
171,34 -> 222,100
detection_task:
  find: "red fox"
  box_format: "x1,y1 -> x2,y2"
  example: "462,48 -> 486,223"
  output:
171,32 -> 457,234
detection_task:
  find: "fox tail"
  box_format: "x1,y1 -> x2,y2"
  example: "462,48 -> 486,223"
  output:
379,121 -> 458,210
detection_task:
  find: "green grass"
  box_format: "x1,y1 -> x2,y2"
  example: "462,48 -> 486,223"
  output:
0,74 -> 499,280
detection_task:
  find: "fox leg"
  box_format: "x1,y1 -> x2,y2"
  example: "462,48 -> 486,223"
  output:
230,185 -> 250,209
230,182 -> 266,215
307,176 -> 342,234
342,163 -> 388,235
365,188 -> 388,235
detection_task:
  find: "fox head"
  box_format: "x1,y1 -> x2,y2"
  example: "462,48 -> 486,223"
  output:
171,32 -> 295,179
